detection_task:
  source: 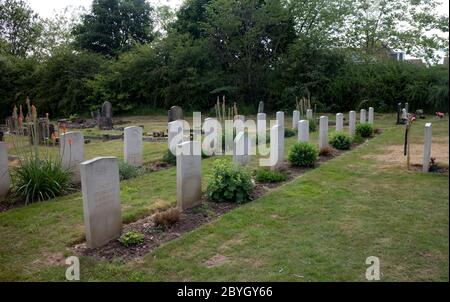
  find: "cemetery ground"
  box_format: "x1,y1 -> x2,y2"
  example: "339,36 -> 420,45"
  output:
0,114 -> 448,281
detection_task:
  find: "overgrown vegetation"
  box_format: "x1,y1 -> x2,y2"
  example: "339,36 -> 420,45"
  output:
207,159 -> 253,204
288,142 -> 318,167
255,168 -> 288,183
119,162 -> 141,181
119,231 -> 145,247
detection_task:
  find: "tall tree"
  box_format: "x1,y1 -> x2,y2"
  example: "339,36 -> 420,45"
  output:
73,0 -> 154,56
0,0 -> 42,57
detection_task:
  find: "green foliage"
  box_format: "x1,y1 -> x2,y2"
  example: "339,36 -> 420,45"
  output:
352,134 -> 365,144
356,123 -> 374,138
119,161 -> 141,181
329,132 -> 352,150
255,169 -> 287,183
162,149 -> 176,165
12,158 -> 72,204
308,119 -> 317,132
207,159 -> 253,204
284,128 -> 297,138
288,142 -> 318,167
119,231 -> 145,247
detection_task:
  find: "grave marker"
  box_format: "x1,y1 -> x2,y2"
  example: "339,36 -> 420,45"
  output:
306,109 -> 313,120
0,142 -> 10,201
60,131 -> 84,183
349,111 -> 356,137
168,106 -> 183,123
319,116 -> 329,149
368,107 -> 374,124
298,120 -> 309,142
336,113 -> 344,132
422,123 -> 432,172
292,110 -> 300,129
177,141 -> 202,211
258,101 -> 264,113
124,126 -> 143,167
360,109 -> 366,124
270,124 -> 284,170
233,131 -> 250,165
276,111 -> 285,128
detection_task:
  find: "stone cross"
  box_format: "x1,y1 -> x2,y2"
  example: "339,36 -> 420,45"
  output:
124,126 -> 143,167
233,131 -> 250,165
336,113 -> 344,132
349,111 -> 356,137
168,120 -> 184,154
298,120 -> 309,142
360,109 -> 366,124
60,131 -> 84,183
0,142 -> 11,201
276,111 -> 285,128
80,157 -> 122,249
168,106 -> 183,123
319,116 -> 329,149
258,101 -> 264,113
177,141 -> 202,211
368,107 -> 374,124
270,124 -> 284,171
292,110 -> 300,129
422,123 -> 432,172
306,109 -> 313,120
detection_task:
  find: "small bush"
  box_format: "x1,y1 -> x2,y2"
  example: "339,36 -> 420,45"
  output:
308,119 -> 317,132
119,231 -> 144,247
207,159 -> 253,204
284,128 -> 297,138
356,123 -> 374,138
119,162 -> 141,181
288,142 -> 318,167
153,208 -> 180,227
255,168 -> 288,183
13,158 -> 72,204
319,146 -> 333,156
162,149 -> 176,165
352,134 -> 365,144
329,132 -> 352,150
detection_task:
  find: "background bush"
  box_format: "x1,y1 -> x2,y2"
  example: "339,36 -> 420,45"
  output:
329,132 -> 352,150
207,159 -> 253,204
356,123 -> 374,138
119,162 -> 141,181
255,169 -> 287,183
288,142 -> 318,167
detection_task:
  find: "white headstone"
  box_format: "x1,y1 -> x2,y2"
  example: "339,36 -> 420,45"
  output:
257,113 -> 266,143
292,110 -> 300,129
60,131 -> 84,183
360,109 -> 366,124
233,131 -> 250,165
234,115 -> 246,136
306,109 -> 313,120
336,113 -> 344,132
270,124 -> 284,170
349,111 -> 356,137
80,157 -> 122,249
124,126 -> 142,167
276,111 -> 285,128
402,108 -> 407,119
168,120 -> 184,154
368,107 -> 374,124
298,120 -> 309,142
319,116 -> 329,149
0,142 -> 11,201
177,141 -> 202,211
422,123 -> 432,172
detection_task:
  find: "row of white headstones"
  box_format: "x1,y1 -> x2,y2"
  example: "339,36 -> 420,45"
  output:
0,109 -> 433,249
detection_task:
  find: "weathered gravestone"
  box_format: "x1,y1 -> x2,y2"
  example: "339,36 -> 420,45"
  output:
292,110 -> 300,129
422,123 -> 432,172
80,157 -> 122,249
98,101 -> 113,130
270,124 -> 284,171
177,141 -> 202,211
168,106 -> 184,123
360,109 -> 366,124
402,108 -> 407,120
298,120 -> 309,142
405,102 -> 409,114
336,113 -> 344,132
0,142 -> 11,201
257,113 -> 267,145
124,126 -> 143,167
258,101 -> 264,114
60,132 -> 84,183
319,116 -> 329,149
306,109 -> 313,120
368,107 -> 374,124
233,131 -> 250,165
349,111 -> 356,137
276,111 -> 285,128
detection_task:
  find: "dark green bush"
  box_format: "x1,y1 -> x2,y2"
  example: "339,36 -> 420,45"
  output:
288,142 -> 318,167
12,158 -> 72,204
255,169 -> 287,183
329,132 -> 352,150
308,119 -> 317,132
207,159 -> 253,204
356,123 -> 374,138
119,231 -> 145,247
284,128 -> 297,138
162,149 -> 176,165
352,134 -> 365,144
119,162 -> 141,181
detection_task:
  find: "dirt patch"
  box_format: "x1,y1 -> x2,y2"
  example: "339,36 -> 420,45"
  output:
203,254 -> 230,268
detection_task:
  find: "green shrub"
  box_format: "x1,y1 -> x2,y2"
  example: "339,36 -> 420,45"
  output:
329,132 -> 352,150
12,158 -> 72,204
162,149 -> 176,165
284,128 -> 297,138
255,169 -> 287,183
207,159 -> 253,204
352,134 -> 365,144
288,142 -> 318,167
119,162 -> 141,181
69,114 -> 79,122
308,119 -> 317,132
356,123 -> 374,138
119,231 -> 145,247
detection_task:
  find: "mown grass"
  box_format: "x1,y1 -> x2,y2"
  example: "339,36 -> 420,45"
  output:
0,114 -> 447,281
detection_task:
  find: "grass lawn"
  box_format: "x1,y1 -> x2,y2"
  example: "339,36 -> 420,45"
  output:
0,114 -> 448,281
